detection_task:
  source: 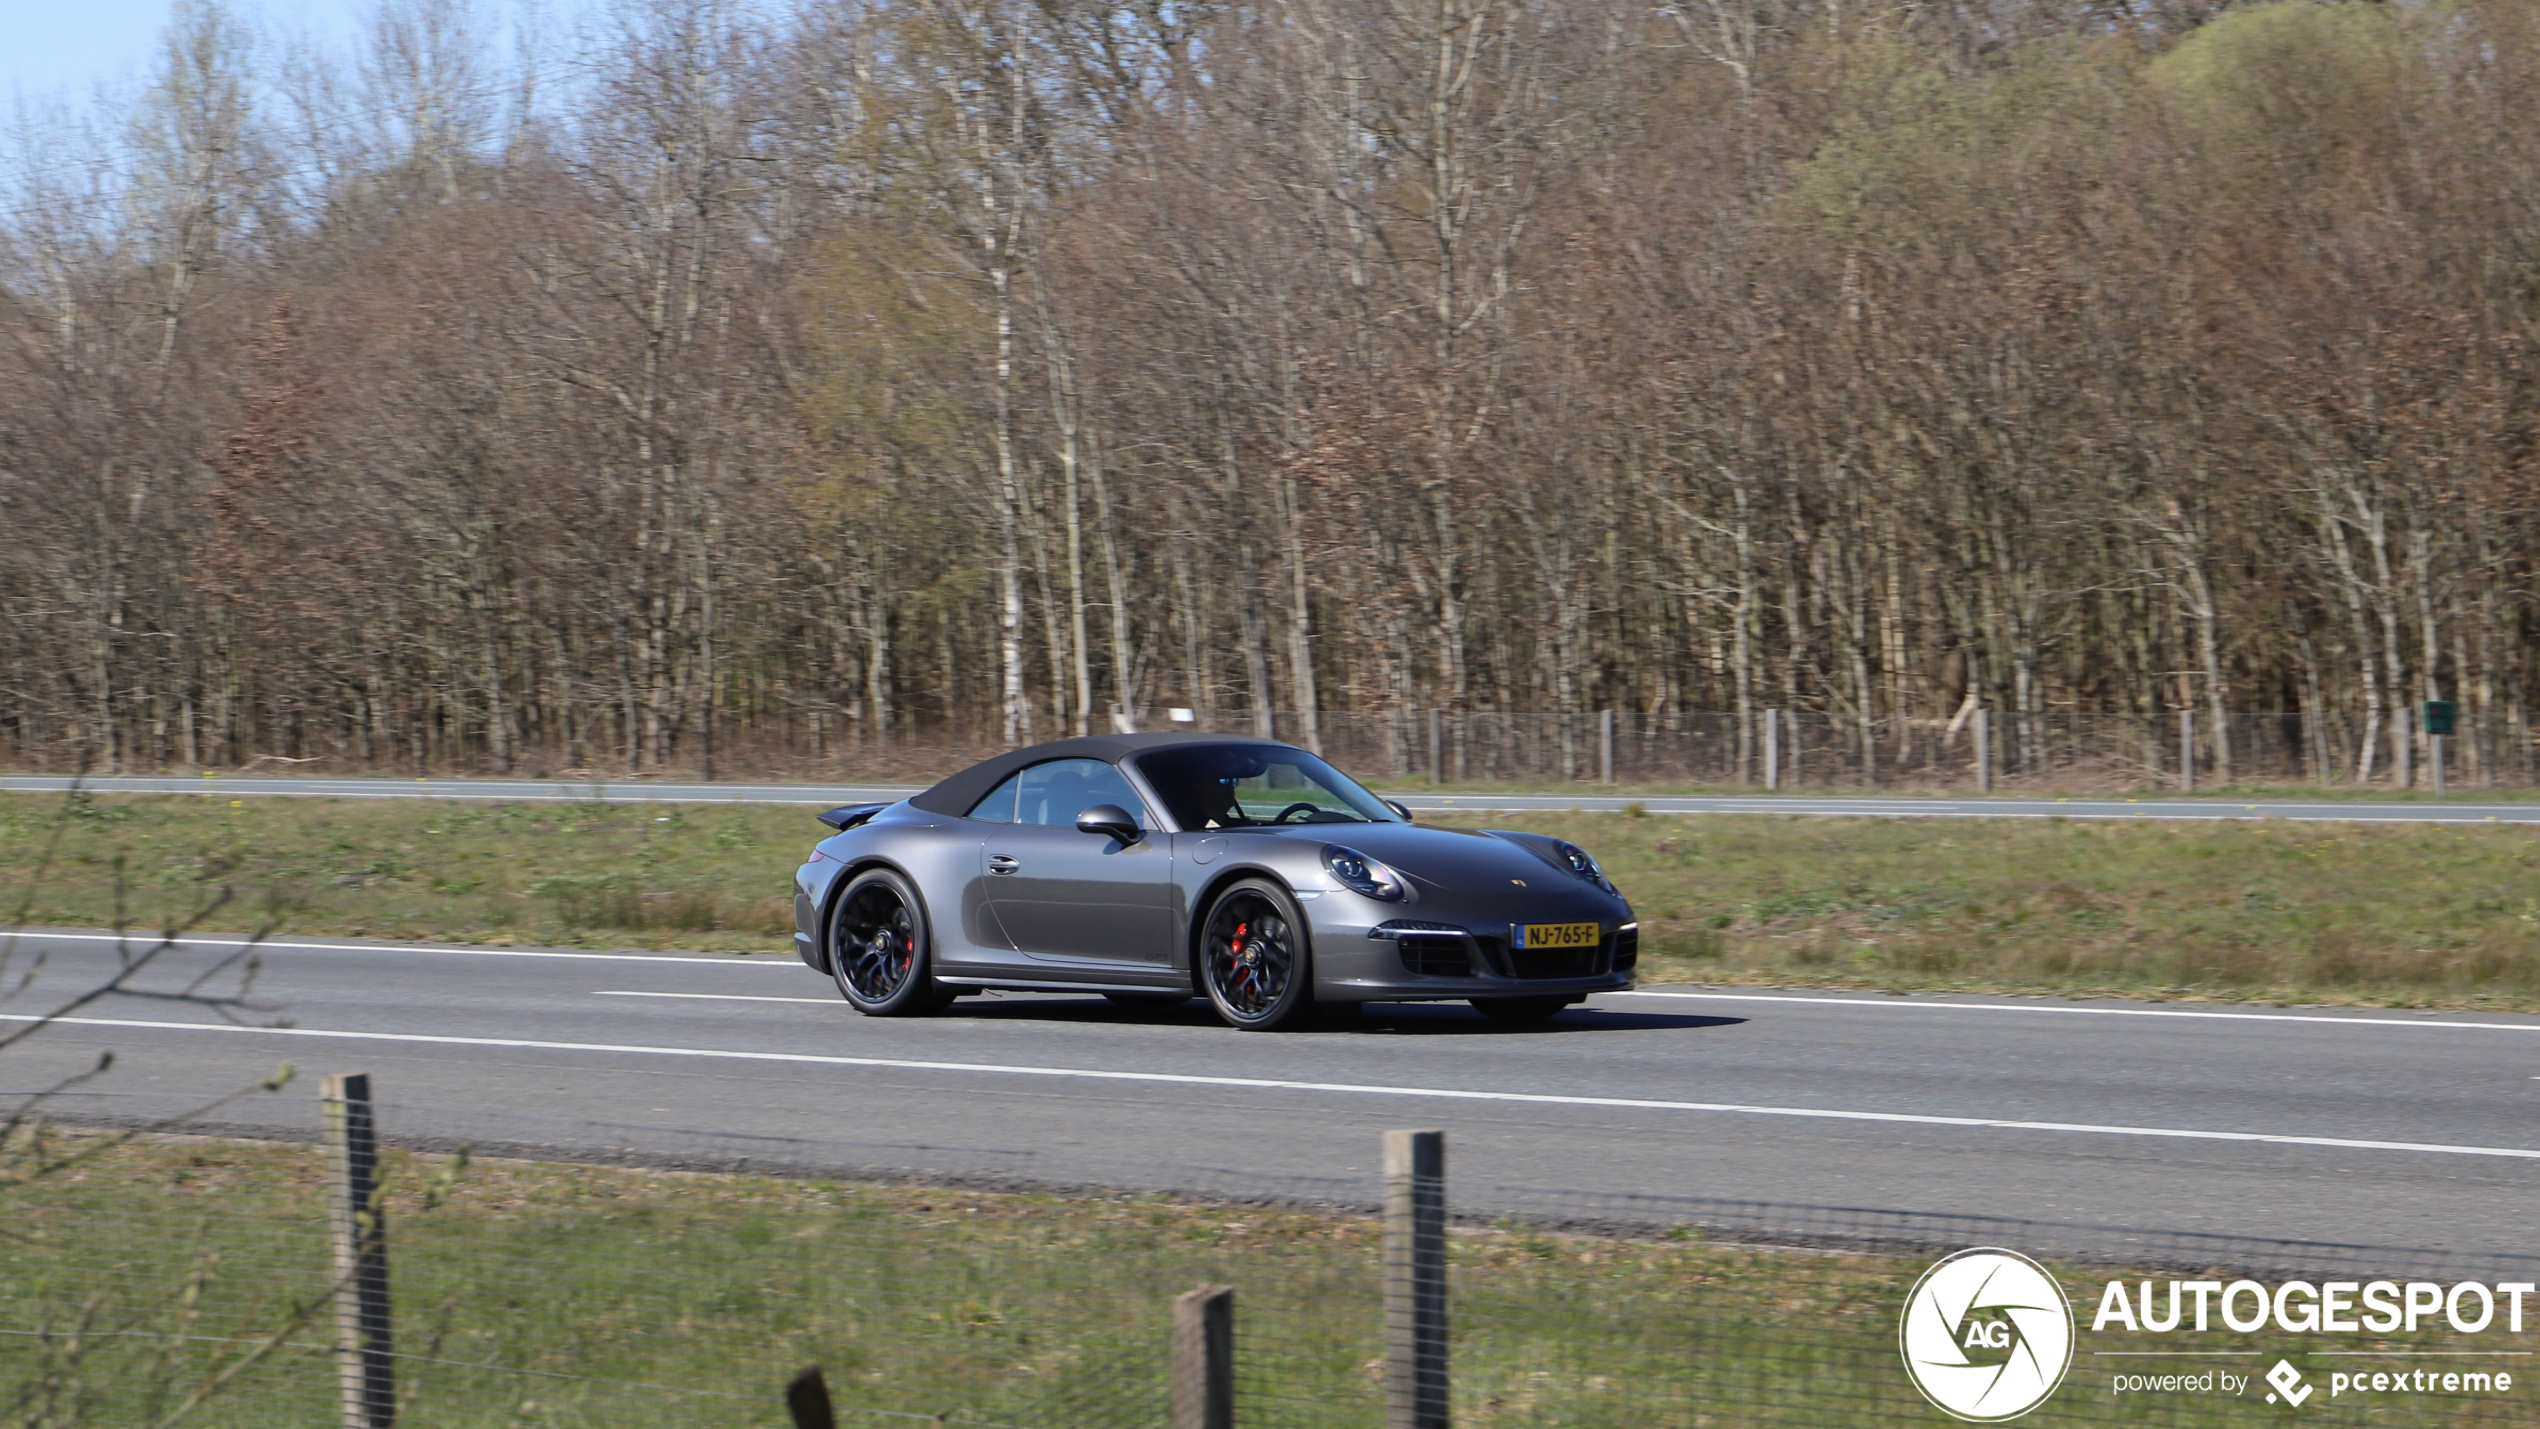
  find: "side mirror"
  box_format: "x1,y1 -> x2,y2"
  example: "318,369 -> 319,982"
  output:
1384,800 -> 1414,822
1076,804 -> 1142,843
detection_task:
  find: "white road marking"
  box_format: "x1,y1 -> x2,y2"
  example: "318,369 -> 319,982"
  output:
14,1012 -> 2540,1162
595,990 -> 840,1005
8,932 -> 793,968
24,931 -> 2532,1032
0,780 -> 864,806
1610,990 -> 2540,1032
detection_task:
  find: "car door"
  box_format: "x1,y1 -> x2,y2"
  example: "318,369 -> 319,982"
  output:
980,758 -> 1173,967
926,776 -> 1026,972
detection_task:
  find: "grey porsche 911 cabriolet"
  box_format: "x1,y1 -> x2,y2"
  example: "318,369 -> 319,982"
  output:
791,732 -> 1636,1029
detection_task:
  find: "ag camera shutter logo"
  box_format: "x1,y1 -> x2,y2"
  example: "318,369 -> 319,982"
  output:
1901,1248 -> 2075,1421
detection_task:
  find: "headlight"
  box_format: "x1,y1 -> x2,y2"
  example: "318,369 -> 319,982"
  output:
1556,841 -> 1616,893
1323,844 -> 1406,901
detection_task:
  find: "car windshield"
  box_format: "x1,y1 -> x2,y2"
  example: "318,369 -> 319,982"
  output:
1134,744 -> 1402,830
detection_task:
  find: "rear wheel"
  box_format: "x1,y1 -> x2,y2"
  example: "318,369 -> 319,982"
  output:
828,869 -> 954,1016
1198,879 -> 1316,1031
1471,995 -> 1577,1026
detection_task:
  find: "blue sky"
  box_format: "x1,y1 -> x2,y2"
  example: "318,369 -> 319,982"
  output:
6,0 -> 360,106
3,0 -> 611,111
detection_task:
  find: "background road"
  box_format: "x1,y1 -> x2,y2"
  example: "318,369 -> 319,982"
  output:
9,772 -> 2540,823
9,927 -> 2537,1264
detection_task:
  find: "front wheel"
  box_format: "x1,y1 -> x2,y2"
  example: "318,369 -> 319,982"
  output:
828,868 -> 954,1016
1471,995 -> 1578,1026
1198,879 -> 1316,1031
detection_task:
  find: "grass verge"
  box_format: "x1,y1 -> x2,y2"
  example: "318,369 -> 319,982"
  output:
9,793 -> 2540,1008
10,1131 -> 2521,1428
1496,810 -> 2540,1008
0,792 -> 806,953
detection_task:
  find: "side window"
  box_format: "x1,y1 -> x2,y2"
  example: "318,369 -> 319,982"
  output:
1015,759 -> 1149,828
967,774 -> 1021,824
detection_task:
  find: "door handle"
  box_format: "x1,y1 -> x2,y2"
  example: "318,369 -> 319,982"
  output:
988,854 -> 1019,875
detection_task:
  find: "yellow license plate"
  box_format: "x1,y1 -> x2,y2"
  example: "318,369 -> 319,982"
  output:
1517,922 -> 1600,950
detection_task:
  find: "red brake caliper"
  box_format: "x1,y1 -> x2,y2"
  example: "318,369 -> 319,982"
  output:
1230,922 -> 1251,995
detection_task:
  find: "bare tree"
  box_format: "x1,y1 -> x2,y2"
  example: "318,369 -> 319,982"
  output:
2,0 -> 2538,784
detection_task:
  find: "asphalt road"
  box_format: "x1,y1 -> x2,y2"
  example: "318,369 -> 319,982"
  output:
9,772 -> 2540,824
9,927 -> 2537,1265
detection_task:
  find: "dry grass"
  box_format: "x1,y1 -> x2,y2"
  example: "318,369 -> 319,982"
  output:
1440,811 -> 2540,1009
0,792 -> 807,952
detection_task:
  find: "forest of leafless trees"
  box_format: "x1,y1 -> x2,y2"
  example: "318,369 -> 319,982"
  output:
4,0 -> 2537,785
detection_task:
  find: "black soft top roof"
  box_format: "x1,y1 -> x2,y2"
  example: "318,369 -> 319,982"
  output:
905,731 -> 1290,816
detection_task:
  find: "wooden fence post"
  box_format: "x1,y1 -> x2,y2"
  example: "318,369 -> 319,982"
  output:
1384,1129 -> 1448,1429
1763,710 -> 1780,793
1599,710 -> 1615,786
1974,708 -> 1991,795
323,1072 -> 395,1429
2180,710 -> 2196,794
1429,709 -> 1444,786
785,1367 -> 837,1429
1971,710 -> 1991,802
1172,1285 -> 1236,1429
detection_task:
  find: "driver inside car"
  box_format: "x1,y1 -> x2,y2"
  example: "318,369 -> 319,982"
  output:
1138,747 -> 1392,829
1189,763 -> 1262,829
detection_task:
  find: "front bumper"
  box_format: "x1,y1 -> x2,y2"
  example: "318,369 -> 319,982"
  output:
1307,897 -> 1638,1002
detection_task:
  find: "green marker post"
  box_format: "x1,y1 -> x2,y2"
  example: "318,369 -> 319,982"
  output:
2423,700 -> 2455,799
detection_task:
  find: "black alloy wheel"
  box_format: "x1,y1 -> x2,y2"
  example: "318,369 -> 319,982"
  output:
1471,995 -> 1579,1026
829,869 -> 952,1016
1199,879 -> 1315,1031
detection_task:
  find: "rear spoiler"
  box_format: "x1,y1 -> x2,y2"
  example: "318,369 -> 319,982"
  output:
816,802 -> 891,832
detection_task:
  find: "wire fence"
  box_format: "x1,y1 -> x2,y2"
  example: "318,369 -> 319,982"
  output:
10,1087 -> 2540,1427
12,708 -> 2522,794
776,709 -> 2526,793
1191,709 -> 2522,792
